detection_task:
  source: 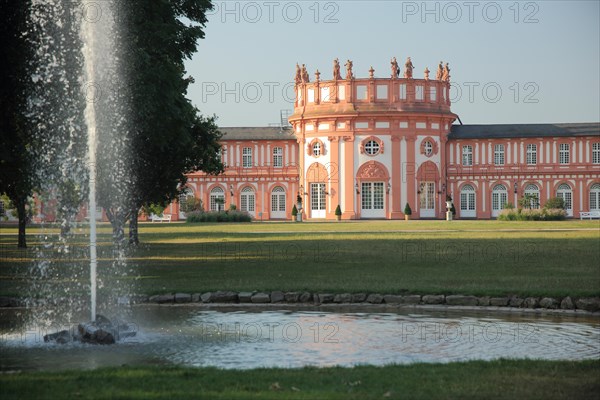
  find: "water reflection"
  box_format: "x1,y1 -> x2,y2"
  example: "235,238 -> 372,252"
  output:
1,307 -> 598,371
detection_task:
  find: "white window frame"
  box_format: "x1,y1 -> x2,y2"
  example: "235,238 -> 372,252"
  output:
210,187 -> 225,212
592,143 -> 600,164
273,147 -> 283,168
271,186 -> 286,213
462,145 -> 473,166
365,140 -> 380,156
526,144 -> 537,165
557,183 -> 572,216
524,184 -> 540,209
494,144 -> 505,166
492,184 -> 508,217
559,143 -> 570,164
419,182 -> 436,218
590,184 -> 600,211
460,184 -> 476,218
242,147 -> 252,168
312,142 -> 321,156
240,186 -> 255,214
424,141 -> 433,157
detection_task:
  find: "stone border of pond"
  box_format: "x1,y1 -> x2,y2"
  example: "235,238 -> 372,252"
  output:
2,292 -> 599,313
148,291 -> 600,312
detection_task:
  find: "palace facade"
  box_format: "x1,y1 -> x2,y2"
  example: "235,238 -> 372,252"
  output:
163,59 -> 600,221
18,58 -> 598,224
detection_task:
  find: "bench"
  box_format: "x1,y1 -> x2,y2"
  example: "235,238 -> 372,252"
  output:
580,211 -> 600,220
150,214 -> 172,223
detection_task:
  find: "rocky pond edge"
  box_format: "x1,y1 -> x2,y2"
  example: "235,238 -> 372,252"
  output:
3,291 -> 599,313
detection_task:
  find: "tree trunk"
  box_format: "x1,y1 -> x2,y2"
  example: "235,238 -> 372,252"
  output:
16,197 -> 27,248
105,208 -> 130,249
128,206 -> 140,246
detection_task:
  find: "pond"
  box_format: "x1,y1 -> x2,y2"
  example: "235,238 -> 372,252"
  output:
1,306 -> 598,371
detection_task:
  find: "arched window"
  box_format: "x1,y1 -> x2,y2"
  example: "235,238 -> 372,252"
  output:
210,187 -> 225,211
524,184 -> 540,209
240,186 -> 255,214
492,184 -> 508,217
590,184 -> 600,211
557,183 -> 572,216
312,142 -> 321,156
460,184 -> 476,217
271,186 -> 286,218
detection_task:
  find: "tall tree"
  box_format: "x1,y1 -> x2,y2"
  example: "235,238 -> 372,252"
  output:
0,0 -> 35,248
96,0 -> 223,246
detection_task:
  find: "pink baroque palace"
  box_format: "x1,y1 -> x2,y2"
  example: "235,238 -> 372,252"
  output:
26,57 -> 600,222
167,58 -> 600,221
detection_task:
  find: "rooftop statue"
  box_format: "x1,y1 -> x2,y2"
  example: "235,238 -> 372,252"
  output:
333,58 -> 342,80
315,69 -> 321,82
436,61 -> 443,81
391,57 -> 399,78
424,67 -> 430,81
301,64 -> 309,83
345,59 -> 353,80
404,57 -> 414,79
295,63 -> 301,85
442,62 -> 450,82
369,66 -> 375,79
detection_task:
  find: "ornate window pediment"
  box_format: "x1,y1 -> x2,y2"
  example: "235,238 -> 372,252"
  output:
357,161 -> 389,180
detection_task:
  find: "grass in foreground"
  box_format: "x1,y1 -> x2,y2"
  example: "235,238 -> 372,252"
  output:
1,360 -> 598,399
1,220 -> 599,298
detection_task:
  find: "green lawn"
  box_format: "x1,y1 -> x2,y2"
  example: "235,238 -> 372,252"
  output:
1,360 -> 598,399
1,220 -> 599,298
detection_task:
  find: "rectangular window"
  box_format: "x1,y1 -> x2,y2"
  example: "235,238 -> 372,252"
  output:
559,143 -> 570,164
320,86 -> 330,102
356,85 -> 367,100
415,85 -> 424,101
462,145 -> 473,166
337,85 -> 345,100
361,182 -> 372,210
593,143 -> 600,164
419,182 -> 435,210
494,144 -> 505,166
460,193 -> 475,211
373,182 -> 384,209
399,84 -> 406,100
376,85 -> 388,100
311,183 -> 326,210
273,147 -> 283,168
242,147 -> 252,168
526,144 -> 537,165
430,87 -> 437,101
307,89 -> 315,103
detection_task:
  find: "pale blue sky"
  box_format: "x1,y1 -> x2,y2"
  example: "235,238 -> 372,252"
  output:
185,1 -> 600,127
